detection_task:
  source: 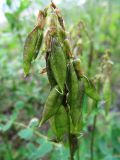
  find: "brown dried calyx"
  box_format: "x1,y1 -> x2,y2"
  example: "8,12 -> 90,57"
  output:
37,10 -> 46,29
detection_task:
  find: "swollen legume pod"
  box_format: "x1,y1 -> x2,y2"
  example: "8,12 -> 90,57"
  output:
33,29 -> 43,60
73,58 -> 84,79
50,38 -> 67,92
23,27 -> 38,75
49,105 -> 68,140
46,52 -> 57,88
67,62 -> 79,125
83,76 -> 100,101
40,85 -> 63,126
70,81 -> 84,128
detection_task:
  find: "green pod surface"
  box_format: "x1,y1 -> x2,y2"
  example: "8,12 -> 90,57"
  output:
23,27 -> 38,75
62,38 -> 72,58
57,27 -> 67,42
46,52 -> 57,88
49,105 -> 68,140
83,76 -> 100,101
33,29 -> 43,60
70,81 -> 84,128
73,58 -> 84,79
50,38 -> 67,92
67,62 -> 79,125
47,12 -> 58,27
40,85 -> 63,126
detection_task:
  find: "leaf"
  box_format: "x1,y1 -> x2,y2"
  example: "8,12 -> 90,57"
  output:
51,145 -> 69,160
5,13 -> 16,29
6,0 -> 12,7
0,110 -> 18,132
30,138 -> 53,159
14,100 -> 25,110
18,128 -> 33,140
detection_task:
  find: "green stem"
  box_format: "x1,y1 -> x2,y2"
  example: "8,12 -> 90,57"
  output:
66,108 -> 74,160
0,120 -> 60,147
90,114 -> 97,160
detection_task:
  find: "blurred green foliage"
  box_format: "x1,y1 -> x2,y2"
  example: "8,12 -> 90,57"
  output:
0,0 -> 120,159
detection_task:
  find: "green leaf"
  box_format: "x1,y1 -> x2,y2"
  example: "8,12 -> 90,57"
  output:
18,128 -> 33,140
14,100 -> 25,110
51,145 -> 69,160
30,139 -> 53,159
6,0 -> 12,7
5,13 -> 16,29
50,38 -> 67,92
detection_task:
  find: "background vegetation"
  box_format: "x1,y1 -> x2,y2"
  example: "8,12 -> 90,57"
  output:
0,0 -> 120,159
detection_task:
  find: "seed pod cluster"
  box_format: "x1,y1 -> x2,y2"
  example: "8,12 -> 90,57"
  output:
23,3 -> 100,140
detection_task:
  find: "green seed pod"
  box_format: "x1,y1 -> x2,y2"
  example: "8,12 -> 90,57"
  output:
33,29 -> 43,60
49,105 -> 68,140
73,58 -> 84,79
50,38 -> 67,92
67,62 -> 79,125
23,27 -> 38,76
47,12 -> 58,28
46,5 -> 58,28
57,27 -> 67,42
83,76 -> 100,101
62,38 -> 72,58
40,85 -> 63,126
71,81 -> 84,129
103,78 -> 111,115
46,52 -> 57,88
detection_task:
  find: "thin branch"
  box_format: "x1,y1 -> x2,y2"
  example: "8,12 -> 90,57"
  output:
0,120 -> 62,147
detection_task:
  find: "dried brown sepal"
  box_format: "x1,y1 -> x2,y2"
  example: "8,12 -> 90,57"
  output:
40,67 -> 47,74
37,10 -> 46,29
51,1 -> 57,9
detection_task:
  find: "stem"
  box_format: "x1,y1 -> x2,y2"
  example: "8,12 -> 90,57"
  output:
65,106 -> 74,160
67,112 -> 79,160
68,132 -> 74,160
63,86 -> 78,160
0,120 -> 60,147
69,134 -> 79,160
90,114 -> 97,160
